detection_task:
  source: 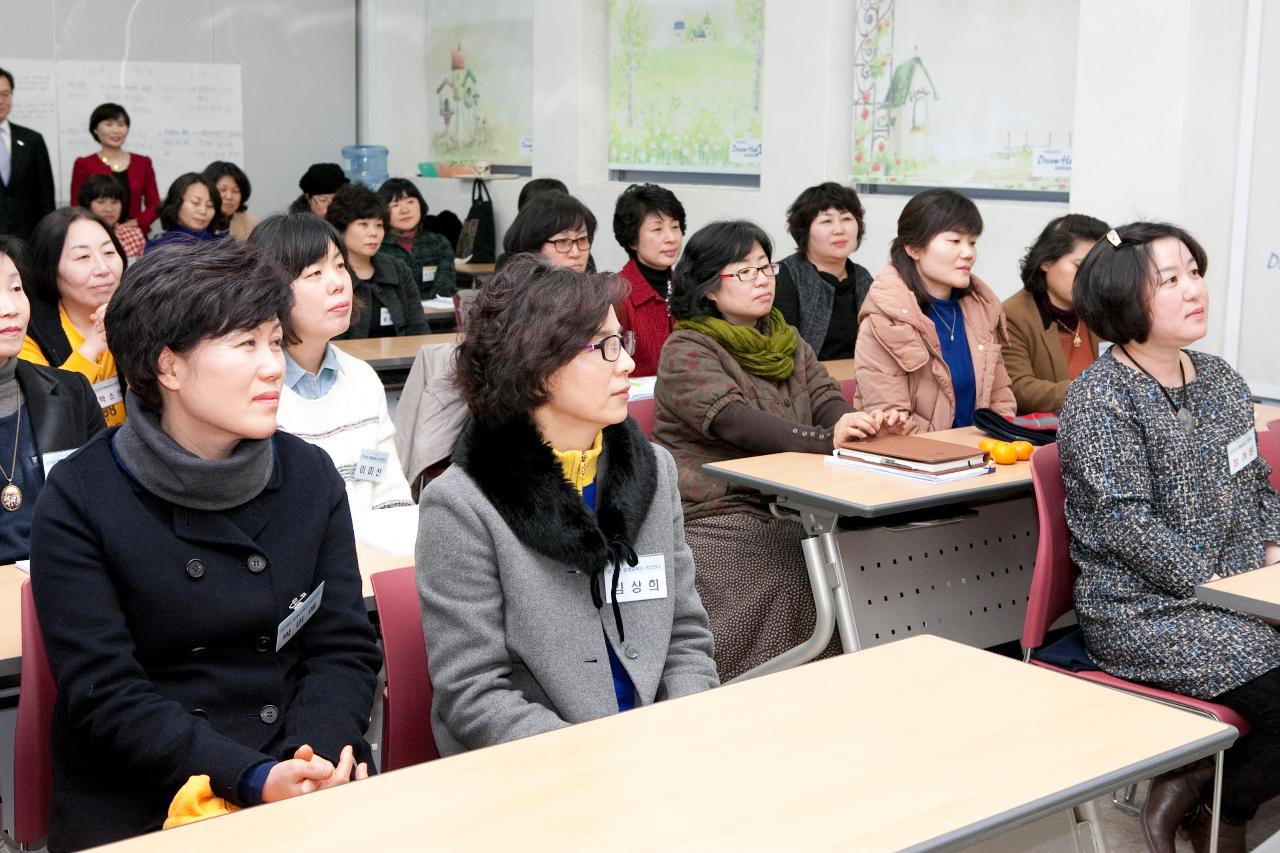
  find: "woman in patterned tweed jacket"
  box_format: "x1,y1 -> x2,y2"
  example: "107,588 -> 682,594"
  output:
1058,222 -> 1280,853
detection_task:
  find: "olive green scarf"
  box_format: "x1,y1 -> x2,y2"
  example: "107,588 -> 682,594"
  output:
674,308 -> 798,382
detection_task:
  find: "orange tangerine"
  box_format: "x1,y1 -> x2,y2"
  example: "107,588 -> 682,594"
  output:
990,442 -> 1019,465
1011,440 -> 1034,461
977,437 -> 999,452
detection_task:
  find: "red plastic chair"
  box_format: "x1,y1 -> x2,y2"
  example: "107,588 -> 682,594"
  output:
839,378 -> 857,406
629,397 -> 657,439
11,581 -> 55,850
370,567 -> 439,771
1258,421 -> 1280,492
1023,444 -> 1251,734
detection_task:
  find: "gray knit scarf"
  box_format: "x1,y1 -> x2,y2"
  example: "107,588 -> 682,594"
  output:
0,358 -> 18,418
113,390 -> 274,511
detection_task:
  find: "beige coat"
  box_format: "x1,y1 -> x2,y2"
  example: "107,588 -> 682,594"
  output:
854,262 -> 1016,433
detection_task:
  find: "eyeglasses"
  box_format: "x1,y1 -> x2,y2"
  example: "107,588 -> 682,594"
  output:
582,331 -> 636,362
546,236 -> 592,254
719,262 -> 780,283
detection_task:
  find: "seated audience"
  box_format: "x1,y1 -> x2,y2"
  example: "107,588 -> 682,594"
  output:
202,160 -> 259,240
855,188 -> 1015,431
69,102 -> 161,235
1003,213 -> 1109,413
0,236 -> 104,563
20,207 -> 129,425
146,173 -> 225,253
612,182 -> 685,376
77,173 -> 146,260
325,183 -> 428,339
775,182 -> 872,360
419,254 -> 719,756
654,220 -> 903,680
289,163 -> 348,217
1059,222 -> 1280,853
249,213 -> 413,511
31,239 -> 381,852
501,190 -> 595,273
375,178 -> 457,299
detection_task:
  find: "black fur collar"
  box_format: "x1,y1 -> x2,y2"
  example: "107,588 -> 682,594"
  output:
452,415 -> 657,570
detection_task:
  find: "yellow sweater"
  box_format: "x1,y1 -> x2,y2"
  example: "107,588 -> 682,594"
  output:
551,431 -> 603,494
20,302 -> 126,425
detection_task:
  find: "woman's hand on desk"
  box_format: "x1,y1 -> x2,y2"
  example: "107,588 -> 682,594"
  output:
314,744 -> 368,790
261,743 -> 365,802
832,409 -> 910,448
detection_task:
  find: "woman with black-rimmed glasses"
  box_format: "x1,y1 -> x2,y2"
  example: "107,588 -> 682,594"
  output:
500,190 -> 596,273
653,220 -> 906,681
417,253 -> 718,756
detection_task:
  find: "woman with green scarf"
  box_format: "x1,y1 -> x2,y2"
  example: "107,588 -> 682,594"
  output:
653,220 -> 906,680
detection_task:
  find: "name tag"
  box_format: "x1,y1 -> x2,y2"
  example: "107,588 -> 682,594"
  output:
93,376 -> 123,408
601,553 -> 668,604
379,307 -> 394,327
422,265 -> 437,283
354,448 -> 389,483
1227,429 -> 1258,476
41,449 -> 75,474
276,582 -> 324,651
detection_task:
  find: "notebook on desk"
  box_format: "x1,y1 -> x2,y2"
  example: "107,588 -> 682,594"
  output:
834,434 -> 989,475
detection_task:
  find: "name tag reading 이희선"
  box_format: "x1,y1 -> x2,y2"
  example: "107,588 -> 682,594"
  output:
354,448 -> 389,483
1227,429 -> 1258,476
602,553 -> 668,604
276,582 -> 324,651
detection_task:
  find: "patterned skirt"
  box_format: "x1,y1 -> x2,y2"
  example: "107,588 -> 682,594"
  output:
684,511 -> 841,681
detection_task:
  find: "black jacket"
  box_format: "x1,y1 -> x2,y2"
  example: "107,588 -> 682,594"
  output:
31,429 -> 382,852
24,297 -> 74,368
340,253 -> 430,339
0,123 -> 56,239
15,359 -> 105,457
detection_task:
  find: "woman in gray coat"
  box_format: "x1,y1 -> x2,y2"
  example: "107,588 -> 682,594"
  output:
416,253 -> 719,756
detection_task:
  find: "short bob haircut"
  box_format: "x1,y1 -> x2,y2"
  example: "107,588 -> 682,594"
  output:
201,161 -> 253,212
454,253 -> 628,427
106,239 -> 294,413
158,172 -> 224,232
1018,213 -> 1110,297
89,102 -> 131,142
785,182 -> 866,254
1073,221 -> 1208,345
669,219 -> 773,322
376,178 -> 429,233
502,191 -> 597,257
325,182 -> 388,233
248,212 -> 350,281
26,207 -> 129,305
612,183 -> 687,259
77,173 -> 127,207
518,177 -> 569,212
890,188 -> 984,310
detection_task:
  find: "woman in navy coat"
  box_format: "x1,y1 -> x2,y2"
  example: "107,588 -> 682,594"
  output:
30,240 -> 382,852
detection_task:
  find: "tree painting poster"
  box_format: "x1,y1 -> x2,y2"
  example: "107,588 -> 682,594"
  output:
425,0 -> 533,171
609,0 -> 764,174
852,0 -> 1078,193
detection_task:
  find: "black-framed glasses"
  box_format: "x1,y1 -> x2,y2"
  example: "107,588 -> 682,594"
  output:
582,331 -> 636,362
718,262 -> 780,283
545,236 -> 592,254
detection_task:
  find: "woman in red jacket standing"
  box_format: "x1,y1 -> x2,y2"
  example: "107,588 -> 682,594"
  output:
69,103 -> 161,236
612,183 -> 686,376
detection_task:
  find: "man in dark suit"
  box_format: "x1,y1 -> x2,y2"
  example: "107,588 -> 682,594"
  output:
0,67 -> 56,238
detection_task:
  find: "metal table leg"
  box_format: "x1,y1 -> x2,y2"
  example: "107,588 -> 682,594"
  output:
1209,749 -> 1224,853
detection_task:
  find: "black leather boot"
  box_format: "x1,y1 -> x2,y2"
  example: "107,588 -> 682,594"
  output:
1184,801 -> 1247,853
1141,762 -> 1215,853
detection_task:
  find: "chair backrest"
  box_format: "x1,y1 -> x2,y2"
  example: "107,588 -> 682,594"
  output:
370,567 -> 439,770
14,580 -> 55,846
629,397 -> 657,439
839,378 -> 857,406
1022,443 -> 1079,651
1259,423 -> 1280,493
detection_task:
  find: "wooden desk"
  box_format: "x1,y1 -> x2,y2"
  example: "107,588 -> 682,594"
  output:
355,541 -> 413,602
821,357 -> 855,381
703,427 -> 1035,676
1196,563 -> 1280,622
455,261 -> 495,276
0,563 -> 25,677
94,635 -> 1236,853
333,333 -> 459,371
420,303 -> 455,318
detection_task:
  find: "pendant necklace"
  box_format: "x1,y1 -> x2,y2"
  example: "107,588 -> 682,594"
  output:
1118,345 -> 1196,435
1055,318 -> 1082,348
933,302 -> 959,342
0,398 -> 23,512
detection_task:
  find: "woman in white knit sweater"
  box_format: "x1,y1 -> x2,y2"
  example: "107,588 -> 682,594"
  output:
249,213 -> 413,511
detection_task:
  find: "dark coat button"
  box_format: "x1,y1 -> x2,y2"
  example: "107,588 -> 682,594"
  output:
624,645 -> 639,660
190,646 -> 207,657
259,704 -> 279,724
256,636 -> 271,653
191,708 -> 208,719
782,399 -> 792,407
247,554 -> 268,573
186,559 -> 205,579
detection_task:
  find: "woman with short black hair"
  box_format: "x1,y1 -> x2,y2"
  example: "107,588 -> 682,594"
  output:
202,161 -> 258,240
69,102 -> 161,235
655,220 -> 903,680
774,182 -> 872,359
78,174 -> 146,259
1003,213 -> 1109,413
31,239 -> 382,851
419,253 -> 718,755
146,172 -> 226,253
611,183 -> 686,376
501,190 -> 596,274
375,177 -> 457,299
325,183 -> 428,339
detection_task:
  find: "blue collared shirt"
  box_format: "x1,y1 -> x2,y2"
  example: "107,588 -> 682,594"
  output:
284,345 -> 344,400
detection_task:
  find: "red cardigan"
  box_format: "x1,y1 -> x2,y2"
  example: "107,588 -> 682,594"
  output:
617,258 -> 673,377
70,153 -> 162,234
